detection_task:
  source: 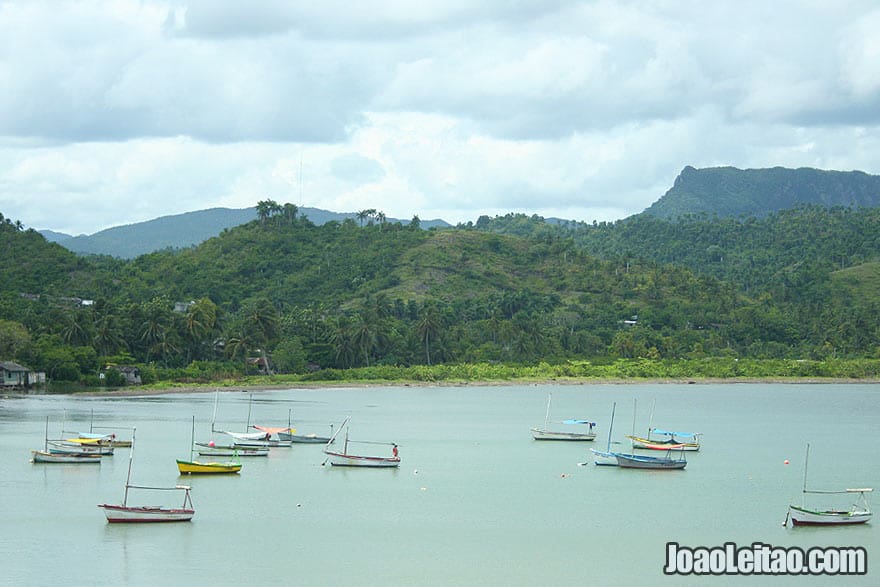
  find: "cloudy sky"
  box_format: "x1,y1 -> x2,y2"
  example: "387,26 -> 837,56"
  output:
1,0 -> 879,235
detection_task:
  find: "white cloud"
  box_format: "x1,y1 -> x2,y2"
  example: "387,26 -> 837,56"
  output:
0,0 -> 878,235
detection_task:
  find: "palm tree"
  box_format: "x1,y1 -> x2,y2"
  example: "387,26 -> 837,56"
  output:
93,311 -> 126,357
415,303 -> 443,365
184,298 -> 218,361
256,200 -> 276,225
351,315 -> 378,367
328,316 -> 357,368
356,209 -> 371,227
282,203 -> 299,224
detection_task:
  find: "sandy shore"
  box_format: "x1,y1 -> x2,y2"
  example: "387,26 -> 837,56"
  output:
55,376 -> 880,398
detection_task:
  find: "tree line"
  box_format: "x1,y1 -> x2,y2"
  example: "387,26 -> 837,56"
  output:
2,202 -> 880,387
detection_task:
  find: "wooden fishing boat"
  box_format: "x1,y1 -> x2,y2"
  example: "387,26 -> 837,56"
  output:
625,399 -> 701,451
195,443 -> 269,457
786,444 -> 872,526
272,409 -> 335,444
627,430 -> 701,451
31,417 -> 102,464
323,417 -> 400,468
99,428 -> 195,523
176,416 -> 242,475
32,450 -> 102,464
530,393 -> 597,441
614,450 -> 687,470
176,460 -> 242,474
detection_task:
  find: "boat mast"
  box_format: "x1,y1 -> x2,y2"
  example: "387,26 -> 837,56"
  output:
43,415 -> 49,452
802,443 -> 811,507
123,428 -> 136,507
647,397 -> 656,437
189,416 -> 196,462
211,391 -> 219,433
606,402 -> 616,453
544,393 -> 552,429
630,398 -> 637,450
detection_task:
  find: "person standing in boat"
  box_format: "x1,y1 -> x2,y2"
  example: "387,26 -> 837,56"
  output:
392,444 -> 399,458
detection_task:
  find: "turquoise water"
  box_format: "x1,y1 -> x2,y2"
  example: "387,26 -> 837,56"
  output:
1,383 -> 878,585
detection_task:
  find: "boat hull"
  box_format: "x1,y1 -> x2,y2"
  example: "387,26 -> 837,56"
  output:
531,428 -> 596,441
788,506 -> 872,526
98,504 -> 194,523
32,450 -> 102,464
325,451 -> 400,468
176,460 -> 241,474
614,453 -> 687,470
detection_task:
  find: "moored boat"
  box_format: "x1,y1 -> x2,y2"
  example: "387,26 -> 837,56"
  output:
32,450 -> 102,464
177,416 -> 242,475
195,444 -> 269,457
176,459 -> 242,474
627,429 -> 701,451
530,393 -> 597,441
785,443 -> 872,526
31,417 -> 103,464
99,428 -> 195,522
613,450 -> 687,470
323,417 -> 400,468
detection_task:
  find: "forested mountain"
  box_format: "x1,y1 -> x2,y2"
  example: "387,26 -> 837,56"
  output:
41,206 -> 450,258
642,166 -> 880,219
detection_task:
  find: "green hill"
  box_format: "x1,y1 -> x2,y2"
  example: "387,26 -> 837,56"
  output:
43,206 -> 450,259
4,196 -> 880,386
642,166 -> 880,219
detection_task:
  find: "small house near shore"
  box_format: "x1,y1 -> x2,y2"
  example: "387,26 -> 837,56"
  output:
1,361 -> 45,388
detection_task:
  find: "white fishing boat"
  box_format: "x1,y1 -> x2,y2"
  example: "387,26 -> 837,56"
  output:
99,428 -> 195,523
213,392 -> 291,447
530,393 -> 597,441
323,417 -> 400,468
267,409 -> 334,444
786,444 -> 872,526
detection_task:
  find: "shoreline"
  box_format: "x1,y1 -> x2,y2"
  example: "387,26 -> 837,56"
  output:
20,376 -> 880,398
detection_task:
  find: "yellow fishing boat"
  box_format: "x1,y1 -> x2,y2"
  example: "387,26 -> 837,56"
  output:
176,459 -> 241,475
176,416 -> 242,475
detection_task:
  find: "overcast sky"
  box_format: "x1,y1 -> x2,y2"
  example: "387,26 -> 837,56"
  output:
1,0 -> 879,235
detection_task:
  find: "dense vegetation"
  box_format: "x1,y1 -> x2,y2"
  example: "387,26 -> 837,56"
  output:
2,197 -> 880,389
643,166 -> 880,219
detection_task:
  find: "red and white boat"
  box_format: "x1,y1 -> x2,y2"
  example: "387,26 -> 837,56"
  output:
99,428 -> 195,523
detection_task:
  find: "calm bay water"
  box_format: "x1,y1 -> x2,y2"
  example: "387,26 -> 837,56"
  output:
1,383 -> 878,586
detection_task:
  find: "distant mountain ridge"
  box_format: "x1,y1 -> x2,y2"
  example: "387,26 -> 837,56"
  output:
42,206 -> 450,258
642,166 -> 880,219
